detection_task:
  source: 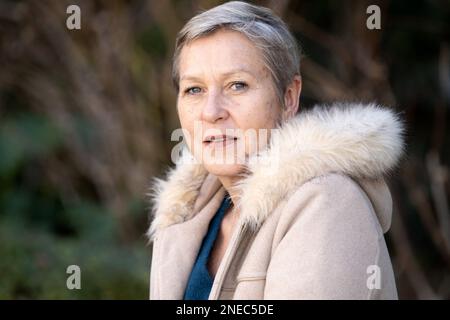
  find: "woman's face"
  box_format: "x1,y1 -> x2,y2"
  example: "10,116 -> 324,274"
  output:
177,29 -> 289,178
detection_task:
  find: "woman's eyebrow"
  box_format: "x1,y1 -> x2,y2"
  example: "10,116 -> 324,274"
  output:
180,68 -> 257,82
221,68 -> 256,78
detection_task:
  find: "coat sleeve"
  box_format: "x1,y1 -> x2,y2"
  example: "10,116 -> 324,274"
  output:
149,234 -> 161,300
263,174 -> 397,299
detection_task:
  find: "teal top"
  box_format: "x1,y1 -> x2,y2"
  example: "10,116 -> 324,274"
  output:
183,193 -> 233,300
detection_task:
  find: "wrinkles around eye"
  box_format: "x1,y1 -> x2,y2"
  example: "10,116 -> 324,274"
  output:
182,81 -> 249,97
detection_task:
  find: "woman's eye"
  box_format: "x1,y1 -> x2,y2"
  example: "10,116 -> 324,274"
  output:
185,87 -> 202,95
230,82 -> 248,91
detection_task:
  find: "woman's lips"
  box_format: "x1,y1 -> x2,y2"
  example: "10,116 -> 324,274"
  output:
202,135 -> 238,148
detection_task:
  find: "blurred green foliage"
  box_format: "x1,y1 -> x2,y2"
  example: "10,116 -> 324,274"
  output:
0,111 -> 149,299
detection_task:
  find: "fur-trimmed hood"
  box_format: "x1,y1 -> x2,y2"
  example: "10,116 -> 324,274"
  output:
147,102 -> 405,239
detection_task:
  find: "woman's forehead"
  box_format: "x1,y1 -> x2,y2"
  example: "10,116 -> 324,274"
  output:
178,30 -> 268,80
180,67 -> 257,83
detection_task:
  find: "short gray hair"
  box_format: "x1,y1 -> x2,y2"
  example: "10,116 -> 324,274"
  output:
172,1 -> 301,108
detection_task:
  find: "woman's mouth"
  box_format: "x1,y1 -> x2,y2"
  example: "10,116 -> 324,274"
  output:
203,134 -> 238,147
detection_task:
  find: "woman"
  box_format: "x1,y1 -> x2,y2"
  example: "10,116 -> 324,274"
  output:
147,1 -> 404,300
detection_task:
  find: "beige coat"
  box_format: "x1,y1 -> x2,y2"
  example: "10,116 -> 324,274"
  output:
147,102 -> 405,300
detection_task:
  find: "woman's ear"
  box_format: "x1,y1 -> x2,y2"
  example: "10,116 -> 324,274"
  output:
282,75 -> 302,121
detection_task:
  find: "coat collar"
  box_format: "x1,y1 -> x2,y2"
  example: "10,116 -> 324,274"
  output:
147,102 -> 405,239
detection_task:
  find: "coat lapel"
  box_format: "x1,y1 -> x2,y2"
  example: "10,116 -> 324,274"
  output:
155,177 -> 225,299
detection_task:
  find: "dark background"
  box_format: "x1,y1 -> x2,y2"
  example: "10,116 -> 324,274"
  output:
0,0 -> 449,299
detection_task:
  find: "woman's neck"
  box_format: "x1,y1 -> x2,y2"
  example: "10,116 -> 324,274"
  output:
217,175 -> 241,214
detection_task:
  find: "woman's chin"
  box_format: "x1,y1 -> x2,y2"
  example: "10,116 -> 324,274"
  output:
202,162 -> 244,178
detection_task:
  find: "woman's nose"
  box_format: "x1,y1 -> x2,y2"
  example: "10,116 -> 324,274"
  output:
200,91 -> 229,123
